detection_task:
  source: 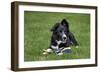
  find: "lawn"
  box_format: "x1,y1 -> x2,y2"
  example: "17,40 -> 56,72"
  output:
24,11 -> 90,61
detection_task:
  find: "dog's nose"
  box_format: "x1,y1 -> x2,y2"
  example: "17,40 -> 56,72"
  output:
63,37 -> 67,40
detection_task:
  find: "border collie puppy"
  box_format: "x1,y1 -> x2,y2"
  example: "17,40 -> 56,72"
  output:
43,19 -> 79,55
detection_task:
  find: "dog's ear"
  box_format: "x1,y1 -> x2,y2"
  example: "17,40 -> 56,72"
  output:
51,23 -> 59,32
61,19 -> 69,32
61,19 -> 69,28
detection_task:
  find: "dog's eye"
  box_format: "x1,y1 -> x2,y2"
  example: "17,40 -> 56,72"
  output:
64,30 -> 67,32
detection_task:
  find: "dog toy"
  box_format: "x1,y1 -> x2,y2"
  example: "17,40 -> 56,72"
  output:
42,48 -> 52,55
42,47 -> 72,55
61,47 -> 72,53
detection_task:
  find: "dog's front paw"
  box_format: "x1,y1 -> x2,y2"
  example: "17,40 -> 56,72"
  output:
75,46 -> 79,48
57,52 -> 63,56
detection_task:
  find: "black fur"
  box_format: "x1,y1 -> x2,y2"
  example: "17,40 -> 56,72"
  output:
49,19 -> 79,53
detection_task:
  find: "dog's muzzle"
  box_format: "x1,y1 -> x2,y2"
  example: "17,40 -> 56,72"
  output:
62,33 -> 67,41
63,37 -> 67,40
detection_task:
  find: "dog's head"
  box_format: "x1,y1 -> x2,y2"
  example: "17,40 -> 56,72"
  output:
51,19 -> 69,42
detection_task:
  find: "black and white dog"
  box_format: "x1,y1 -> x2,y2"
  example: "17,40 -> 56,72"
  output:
43,19 -> 79,55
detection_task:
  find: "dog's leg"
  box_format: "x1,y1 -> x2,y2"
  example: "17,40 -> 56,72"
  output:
56,47 -> 64,55
60,47 -> 72,53
57,52 -> 63,55
50,45 -> 62,55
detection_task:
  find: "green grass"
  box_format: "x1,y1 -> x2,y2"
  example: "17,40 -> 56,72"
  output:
24,11 -> 90,61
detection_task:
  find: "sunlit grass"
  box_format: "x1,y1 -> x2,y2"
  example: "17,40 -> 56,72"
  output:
24,11 -> 90,61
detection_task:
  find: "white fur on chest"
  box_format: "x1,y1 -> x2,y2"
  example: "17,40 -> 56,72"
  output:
56,40 -> 66,45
